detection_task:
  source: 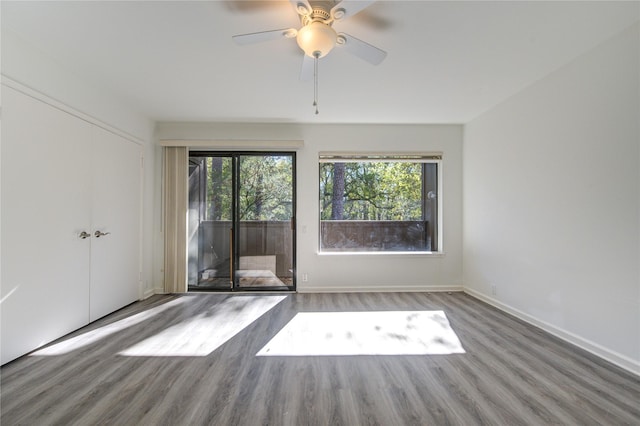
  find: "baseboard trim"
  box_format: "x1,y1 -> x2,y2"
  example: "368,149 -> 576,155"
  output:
142,288 -> 156,300
464,288 -> 640,377
297,285 -> 463,293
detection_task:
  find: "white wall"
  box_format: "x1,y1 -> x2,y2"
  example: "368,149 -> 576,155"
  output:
1,28 -> 157,298
1,30 -> 151,141
155,122 -> 463,293
463,24 -> 639,374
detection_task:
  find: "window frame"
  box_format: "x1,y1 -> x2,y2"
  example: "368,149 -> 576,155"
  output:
318,152 -> 443,255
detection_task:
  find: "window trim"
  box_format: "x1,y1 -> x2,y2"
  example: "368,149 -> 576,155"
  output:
319,152 -> 442,162
318,152 -> 444,255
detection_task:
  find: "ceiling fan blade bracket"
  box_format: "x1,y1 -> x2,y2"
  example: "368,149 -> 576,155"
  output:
290,0 -> 312,16
333,7 -> 346,20
283,28 -> 298,38
337,32 -> 387,65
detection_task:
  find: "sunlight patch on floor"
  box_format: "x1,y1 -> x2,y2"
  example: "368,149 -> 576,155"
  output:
119,295 -> 287,357
257,310 -> 465,356
31,298 -> 188,356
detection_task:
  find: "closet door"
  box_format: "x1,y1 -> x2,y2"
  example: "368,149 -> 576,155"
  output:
1,87 -> 92,364
89,126 -> 141,321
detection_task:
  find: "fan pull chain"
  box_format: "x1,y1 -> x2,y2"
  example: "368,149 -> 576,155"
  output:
313,51 -> 320,115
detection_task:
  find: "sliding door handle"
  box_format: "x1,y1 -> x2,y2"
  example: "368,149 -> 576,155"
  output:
94,231 -> 111,238
78,231 -> 91,239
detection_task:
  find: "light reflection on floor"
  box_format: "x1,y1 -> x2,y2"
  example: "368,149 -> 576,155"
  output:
31,298 -> 188,356
119,295 -> 287,357
257,311 -> 466,356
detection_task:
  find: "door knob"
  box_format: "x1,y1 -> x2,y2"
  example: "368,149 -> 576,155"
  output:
94,231 -> 111,238
79,231 -> 91,239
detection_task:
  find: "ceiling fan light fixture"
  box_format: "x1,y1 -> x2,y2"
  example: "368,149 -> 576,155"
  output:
296,21 -> 337,58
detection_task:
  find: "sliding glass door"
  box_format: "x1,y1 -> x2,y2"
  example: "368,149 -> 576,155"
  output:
188,152 -> 295,291
188,155 -> 233,290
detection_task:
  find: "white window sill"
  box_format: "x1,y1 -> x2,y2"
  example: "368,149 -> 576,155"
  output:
317,251 -> 445,257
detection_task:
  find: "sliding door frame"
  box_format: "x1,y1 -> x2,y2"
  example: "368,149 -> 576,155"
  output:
189,150 -> 296,292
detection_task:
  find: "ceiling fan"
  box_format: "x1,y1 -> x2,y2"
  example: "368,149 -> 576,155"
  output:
232,0 -> 387,113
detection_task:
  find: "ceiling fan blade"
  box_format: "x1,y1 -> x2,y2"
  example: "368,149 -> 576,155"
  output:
289,0 -> 312,16
232,28 -> 297,45
300,54 -> 314,81
331,0 -> 376,20
337,33 -> 387,65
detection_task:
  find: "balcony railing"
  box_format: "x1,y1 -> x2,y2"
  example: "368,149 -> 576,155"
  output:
188,219 -> 432,285
321,220 -> 430,252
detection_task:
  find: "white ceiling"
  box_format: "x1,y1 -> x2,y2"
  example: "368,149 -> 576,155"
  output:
2,1 -> 639,124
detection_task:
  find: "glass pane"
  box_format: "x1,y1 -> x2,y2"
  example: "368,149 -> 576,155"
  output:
188,156 -> 233,290
237,155 -> 294,288
320,161 -> 438,252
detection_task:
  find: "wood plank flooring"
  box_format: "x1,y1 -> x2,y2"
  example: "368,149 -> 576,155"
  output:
2,292 -> 639,425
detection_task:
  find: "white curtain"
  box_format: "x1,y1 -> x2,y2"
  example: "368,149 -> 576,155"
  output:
163,146 -> 188,293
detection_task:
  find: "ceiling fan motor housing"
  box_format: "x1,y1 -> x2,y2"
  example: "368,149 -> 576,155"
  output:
301,7 -> 331,26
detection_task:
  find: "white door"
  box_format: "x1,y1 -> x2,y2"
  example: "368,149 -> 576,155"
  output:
1,86 -> 92,364
89,126 -> 141,321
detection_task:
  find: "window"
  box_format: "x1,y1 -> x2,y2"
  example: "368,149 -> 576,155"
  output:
319,154 -> 440,253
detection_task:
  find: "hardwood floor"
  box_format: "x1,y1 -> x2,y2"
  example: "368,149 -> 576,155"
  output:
2,292 -> 639,425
